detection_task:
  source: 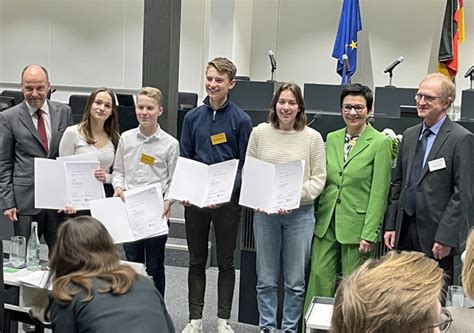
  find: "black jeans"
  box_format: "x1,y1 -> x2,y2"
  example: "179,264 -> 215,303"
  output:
184,198 -> 241,320
123,234 -> 168,296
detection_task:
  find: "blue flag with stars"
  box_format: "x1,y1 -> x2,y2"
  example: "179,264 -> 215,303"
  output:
332,0 -> 362,84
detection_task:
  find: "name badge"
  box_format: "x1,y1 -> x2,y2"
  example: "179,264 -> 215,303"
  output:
210,132 -> 227,145
428,157 -> 446,172
140,153 -> 155,166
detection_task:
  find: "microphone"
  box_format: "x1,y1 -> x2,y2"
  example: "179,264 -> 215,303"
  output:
383,56 -> 404,73
464,65 -> 474,78
307,113 -> 321,127
268,50 -> 277,70
342,54 -> 351,74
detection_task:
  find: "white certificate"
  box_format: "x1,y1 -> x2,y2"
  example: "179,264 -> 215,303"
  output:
65,161 -> 105,210
89,183 -> 168,243
34,158 -> 104,210
239,157 -> 304,213
168,157 -> 238,207
34,158 -> 67,209
57,151 -> 99,162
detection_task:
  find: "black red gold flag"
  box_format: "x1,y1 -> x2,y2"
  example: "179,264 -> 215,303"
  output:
438,0 -> 464,78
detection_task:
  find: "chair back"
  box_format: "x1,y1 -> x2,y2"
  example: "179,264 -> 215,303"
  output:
178,92 -> 198,111
1,90 -> 24,105
68,94 -> 89,117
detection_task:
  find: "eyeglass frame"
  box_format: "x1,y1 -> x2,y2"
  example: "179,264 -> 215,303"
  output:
414,93 -> 443,103
341,104 -> 367,113
424,307 -> 453,332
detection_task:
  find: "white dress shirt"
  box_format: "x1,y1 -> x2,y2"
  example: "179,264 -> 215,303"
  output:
112,125 -> 179,199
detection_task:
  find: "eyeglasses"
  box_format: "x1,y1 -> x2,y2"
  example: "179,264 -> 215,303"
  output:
414,93 -> 442,103
425,307 -> 452,332
342,104 -> 366,113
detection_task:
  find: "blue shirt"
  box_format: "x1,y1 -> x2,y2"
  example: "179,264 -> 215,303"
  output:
180,96 -> 253,191
421,115 -> 446,166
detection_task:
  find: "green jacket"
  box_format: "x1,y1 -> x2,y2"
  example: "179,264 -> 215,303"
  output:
315,124 -> 392,244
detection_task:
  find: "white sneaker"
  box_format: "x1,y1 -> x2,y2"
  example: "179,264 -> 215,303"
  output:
182,319 -> 203,333
217,318 -> 234,333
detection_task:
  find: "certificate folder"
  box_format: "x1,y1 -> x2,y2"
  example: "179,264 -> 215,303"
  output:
168,157 -> 238,207
90,183 -> 168,243
34,156 -> 104,210
239,157 -> 304,214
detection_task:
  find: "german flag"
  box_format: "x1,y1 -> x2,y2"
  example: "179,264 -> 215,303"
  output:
438,0 -> 464,78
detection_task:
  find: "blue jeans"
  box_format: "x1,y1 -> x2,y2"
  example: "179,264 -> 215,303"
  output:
123,234 -> 167,296
254,204 -> 315,332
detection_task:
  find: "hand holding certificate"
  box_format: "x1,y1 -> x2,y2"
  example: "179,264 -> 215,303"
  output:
168,157 -> 238,207
89,183 -> 168,243
239,157 -> 305,214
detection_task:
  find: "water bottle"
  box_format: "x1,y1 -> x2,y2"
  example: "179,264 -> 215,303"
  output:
26,222 -> 40,271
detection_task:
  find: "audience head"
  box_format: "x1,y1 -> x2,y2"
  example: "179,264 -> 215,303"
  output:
81,87 -> 119,147
463,228 -> 474,299
331,251 -> 446,333
21,64 -> 50,109
49,216 -> 120,279
49,216 -> 137,304
416,73 -> 455,127
268,82 -> 307,130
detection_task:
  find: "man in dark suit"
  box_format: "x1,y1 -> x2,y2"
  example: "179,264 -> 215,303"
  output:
0,64 -> 73,249
384,73 -> 473,285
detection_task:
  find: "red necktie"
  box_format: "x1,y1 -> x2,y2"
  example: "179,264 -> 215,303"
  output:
36,109 -> 48,154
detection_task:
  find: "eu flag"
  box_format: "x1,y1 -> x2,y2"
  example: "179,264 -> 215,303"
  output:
332,0 -> 362,84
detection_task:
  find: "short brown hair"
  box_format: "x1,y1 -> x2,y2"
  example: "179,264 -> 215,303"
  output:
268,82 -> 307,131
331,251 -> 444,333
206,57 -> 237,81
49,216 -> 138,305
138,86 -> 163,106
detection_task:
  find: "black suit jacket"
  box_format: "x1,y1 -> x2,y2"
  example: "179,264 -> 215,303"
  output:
385,117 -> 473,254
0,100 -> 73,215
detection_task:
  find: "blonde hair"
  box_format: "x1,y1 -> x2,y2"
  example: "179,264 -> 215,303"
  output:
331,251 -> 444,333
463,228 -> 474,298
138,86 -> 163,106
420,73 -> 456,106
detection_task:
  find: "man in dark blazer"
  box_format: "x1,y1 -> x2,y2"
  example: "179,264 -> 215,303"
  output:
384,73 -> 473,285
0,64 -> 73,249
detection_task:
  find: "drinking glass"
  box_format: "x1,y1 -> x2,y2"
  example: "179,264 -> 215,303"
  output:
9,236 -> 26,268
446,285 -> 465,307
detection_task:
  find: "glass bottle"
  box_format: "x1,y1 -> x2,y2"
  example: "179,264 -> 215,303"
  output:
26,222 -> 40,271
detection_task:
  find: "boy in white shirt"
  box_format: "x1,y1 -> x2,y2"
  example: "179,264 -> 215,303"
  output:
112,87 -> 179,296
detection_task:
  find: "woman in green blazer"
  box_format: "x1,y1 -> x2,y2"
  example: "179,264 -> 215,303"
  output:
304,84 -> 392,313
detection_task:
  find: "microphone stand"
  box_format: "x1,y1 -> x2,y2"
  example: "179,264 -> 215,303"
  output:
269,64 -> 276,82
385,70 -> 395,87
